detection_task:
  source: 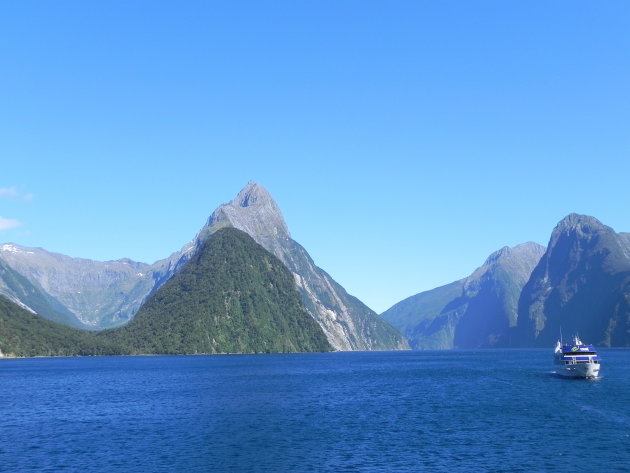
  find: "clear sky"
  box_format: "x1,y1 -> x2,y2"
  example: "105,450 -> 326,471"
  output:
1,1 -> 629,313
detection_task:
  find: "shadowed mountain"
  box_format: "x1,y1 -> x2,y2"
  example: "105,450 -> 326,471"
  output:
382,243 -> 545,349
515,214 -> 630,347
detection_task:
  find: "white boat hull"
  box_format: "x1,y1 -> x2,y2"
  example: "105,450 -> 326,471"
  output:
555,362 -> 600,379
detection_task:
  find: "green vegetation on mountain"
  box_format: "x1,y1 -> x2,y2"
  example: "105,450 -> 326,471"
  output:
101,228 -> 332,354
1,228 -> 332,357
381,280 -> 465,349
201,182 -> 408,350
1,182 -> 407,351
0,296 -> 117,357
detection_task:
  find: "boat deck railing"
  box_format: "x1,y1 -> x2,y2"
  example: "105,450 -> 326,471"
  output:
561,357 -> 600,365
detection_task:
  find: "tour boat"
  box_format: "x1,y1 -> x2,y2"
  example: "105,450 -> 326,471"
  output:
554,335 -> 601,378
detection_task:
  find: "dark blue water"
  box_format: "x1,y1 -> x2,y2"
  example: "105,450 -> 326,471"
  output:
1,349 -> 629,473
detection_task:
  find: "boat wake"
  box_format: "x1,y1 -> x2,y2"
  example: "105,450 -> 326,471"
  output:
580,404 -> 628,425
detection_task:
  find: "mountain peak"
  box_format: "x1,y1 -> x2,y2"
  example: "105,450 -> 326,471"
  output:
555,213 -> 607,232
483,246 -> 511,266
550,214 -> 611,246
203,182 -> 290,241
518,214 -> 630,346
233,181 -> 273,208
482,242 -> 546,268
467,242 -> 546,290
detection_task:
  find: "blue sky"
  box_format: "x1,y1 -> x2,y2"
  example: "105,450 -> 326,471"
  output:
1,1 -> 629,313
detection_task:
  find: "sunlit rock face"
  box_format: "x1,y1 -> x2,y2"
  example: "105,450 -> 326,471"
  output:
193,182 -> 408,351
0,243 -> 158,328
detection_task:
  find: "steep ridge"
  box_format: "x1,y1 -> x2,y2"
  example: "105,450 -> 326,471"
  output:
515,214 -> 630,347
381,280 -> 465,349
102,228 -> 332,354
186,182 -> 408,351
382,242 -> 546,349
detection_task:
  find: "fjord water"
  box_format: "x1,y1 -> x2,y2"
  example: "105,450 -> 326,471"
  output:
2,350 -> 629,473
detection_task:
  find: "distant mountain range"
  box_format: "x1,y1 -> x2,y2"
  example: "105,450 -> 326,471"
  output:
382,214 -> 630,348
0,182 -> 406,355
0,243 -> 178,328
3,183 -> 629,354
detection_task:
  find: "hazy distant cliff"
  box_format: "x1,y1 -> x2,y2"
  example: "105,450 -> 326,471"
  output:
383,213 -> 630,348
381,242 -> 545,349
515,214 -> 630,347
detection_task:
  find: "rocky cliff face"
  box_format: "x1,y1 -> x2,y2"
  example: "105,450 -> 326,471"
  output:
191,182 -> 408,351
515,214 -> 630,347
381,242 -> 546,349
0,244 -> 162,328
0,253 -> 81,327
